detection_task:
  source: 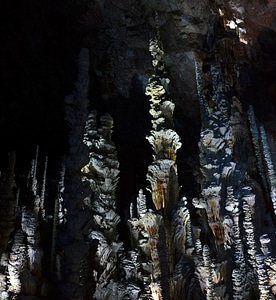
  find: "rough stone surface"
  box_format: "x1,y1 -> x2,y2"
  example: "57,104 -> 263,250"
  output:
0,0 -> 276,299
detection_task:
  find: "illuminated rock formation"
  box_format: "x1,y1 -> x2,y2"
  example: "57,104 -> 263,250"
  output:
81,110 -> 122,299
1,1 -> 276,299
0,148 -> 51,298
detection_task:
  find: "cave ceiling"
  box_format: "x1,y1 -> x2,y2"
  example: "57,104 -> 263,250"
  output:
0,0 -> 276,175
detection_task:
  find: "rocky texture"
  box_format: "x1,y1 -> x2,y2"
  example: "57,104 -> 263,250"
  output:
1,0 -> 276,299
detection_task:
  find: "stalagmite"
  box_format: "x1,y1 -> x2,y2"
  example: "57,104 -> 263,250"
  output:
256,253 -> 273,299
28,145 -> 39,196
0,151 -> 17,255
51,166 -> 65,275
247,106 -> 270,199
172,197 -> 192,255
147,159 -> 176,210
8,230 -> 26,294
81,109 -> 123,298
259,234 -> 271,256
265,255 -> 276,295
260,125 -> 276,214
137,189 -> 147,218
202,244 -> 215,299
242,193 -> 257,268
145,11 -> 181,218
146,129 -> 181,161
59,47 -> 92,299
40,156 -> 48,219
194,59 -> 211,128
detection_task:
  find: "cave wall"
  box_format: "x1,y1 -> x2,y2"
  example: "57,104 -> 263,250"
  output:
1,0 -> 276,299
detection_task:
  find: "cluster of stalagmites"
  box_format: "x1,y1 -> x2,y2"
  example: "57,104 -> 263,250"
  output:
2,19 -> 276,300
191,30 -> 276,298
0,147 -> 51,299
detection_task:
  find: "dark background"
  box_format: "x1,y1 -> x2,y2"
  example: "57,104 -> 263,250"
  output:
1,0 -> 276,217
0,1 -> 87,171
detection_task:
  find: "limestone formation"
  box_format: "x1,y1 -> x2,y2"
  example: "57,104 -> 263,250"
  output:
1,2 -> 276,299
